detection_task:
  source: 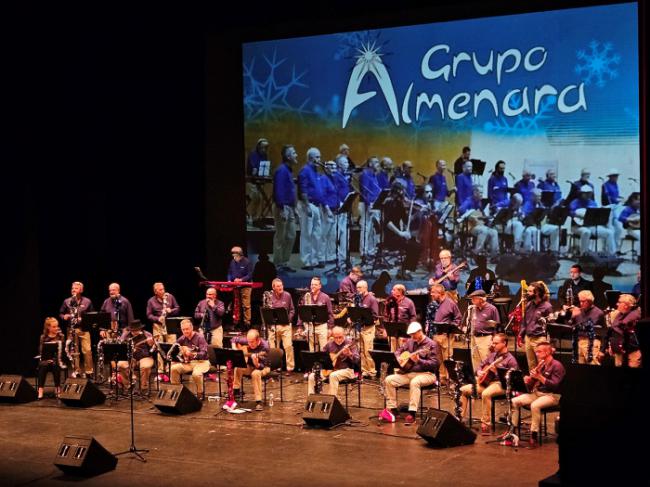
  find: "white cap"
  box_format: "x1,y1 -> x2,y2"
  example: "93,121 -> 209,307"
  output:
606,168 -> 619,176
407,322 -> 422,334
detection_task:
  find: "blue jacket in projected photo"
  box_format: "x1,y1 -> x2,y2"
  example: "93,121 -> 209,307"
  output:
298,163 -> 324,205
273,162 -> 296,209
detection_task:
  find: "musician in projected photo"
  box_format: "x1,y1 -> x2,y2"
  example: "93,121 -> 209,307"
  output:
618,192 -> 640,244
565,168 -> 594,206
487,160 -> 509,209
428,159 -> 451,211
493,193 -> 525,253
232,329 -> 271,411
458,185 -> 499,257
59,281 -> 95,378
380,322 -> 438,425
537,168 -> 562,207
228,246 -> 254,327
569,185 -> 616,255
116,320 -> 155,395
518,281 -> 553,370
147,282 -> 180,381
359,156 -> 381,260
393,160 -> 415,199
194,287 -> 226,347
297,276 -> 333,352
377,156 -> 393,190
272,144 -> 298,273
455,160 -> 473,206
307,326 -> 359,397
598,294 -> 642,367
382,181 -> 421,277
513,169 -> 536,205
558,264 -> 592,309
453,145 -> 471,175
246,137 -> 271,228
569,290 -> 605,365
266,278 -> 296,372
459,333 -> 518,435
100,282 -> 135,333
467,289 -> 500,372
511,341 -> 565,448
428,249 -> 462,302
170,319 -> 210,398
521,188 -> 559,253
428,284 -> 461,385
297,147 -> 325,270
339,266 -> 363,301
37,317 -> 65,399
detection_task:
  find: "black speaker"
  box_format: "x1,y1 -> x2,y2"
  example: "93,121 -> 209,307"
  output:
416,409 -> 476,447
0,375 -> 37,403
302,394 -> 350,427
54,435 -> 117,476
59,378 -> 105,407
153,384 -> 202,414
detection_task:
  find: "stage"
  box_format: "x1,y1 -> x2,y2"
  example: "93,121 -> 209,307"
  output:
0,375 -> 559,487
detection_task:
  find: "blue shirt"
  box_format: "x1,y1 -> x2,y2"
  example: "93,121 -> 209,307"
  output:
377,171 -> 391,190
459,196 -> 482,214
487,174 -> 509,207
537,179 -> 562,206
298,163 -> 323,204
359,168 -> 381,205
455,173 -> 473,206
514,179 -> 535,205
429,173 -> 448,202
332,172 -> 350,205
601,181 -> 620,206
228,257 -> 253,282
522,199 -> 545,217
322,174 -> 338,210
247,150 -> 269,176
618,205 -> 639,224
273,163 -> 296,208
568,197 -> 597,217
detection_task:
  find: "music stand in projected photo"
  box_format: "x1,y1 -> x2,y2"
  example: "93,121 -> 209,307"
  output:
582,207 -> 611,253
369,189 -> 391,273
297,304 -> 329,352
470,159 -> 486,176
325,190 -> 359,276
546,205 -> 569,253
261,306 -> 289,342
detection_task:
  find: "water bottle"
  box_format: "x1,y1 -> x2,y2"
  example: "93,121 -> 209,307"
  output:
269,393 -> 274,407
475,276 -> 483,291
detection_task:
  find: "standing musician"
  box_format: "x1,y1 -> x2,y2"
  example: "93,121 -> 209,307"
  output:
393,160 -> 416,200
59,281 -> 95,378
194,287 -> 225,347
297,277 -> 334,351
385,284 -> 417,352
458,185 -> 499,257
116,320 -> 155,395
569,290 -> 605,365
228,246 -> 254,328
352,280 -> 379,378
511,341 -> 565,447
232,329 -> 271,411
100,282 -> 135,332
487,160 -> 509,209
381,322 -> 439,425
339,266 -> 363,301
598,294 -> 642,367
266,278 -> 296,372
307,326 -> 359,397
170,319 -> 210,398
298,148 -> 324,270
272,144 -> 298,273
537,168 -> 562,207
147,282 -> 180,380
459,333 -> 518,434
428,284 -> 461,385
467,289 -> 500,372
455,160 -> 473,206
382,181 -> 422,276
558,264 -> 592,309
428,249 -> 461,302
428,159 -> 451,212
518,281 -> 553,370
37,317 -> 65,399
377,156 -> 393,190
453,146 -> 471,177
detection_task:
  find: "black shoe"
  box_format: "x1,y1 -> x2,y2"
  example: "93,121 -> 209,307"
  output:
315,263 -> 325,268
301,265 -> 314,270
255,401 -> 263,411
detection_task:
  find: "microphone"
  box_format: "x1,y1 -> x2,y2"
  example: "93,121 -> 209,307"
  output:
598,176 -> 605,182
565,180 -> 573,185
628,177 -> 639,183
194,266 -> 208,281
508,172 -> 516,180
416,172 -> 428,182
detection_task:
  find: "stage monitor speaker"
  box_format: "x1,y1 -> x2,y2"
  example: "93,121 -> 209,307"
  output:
302,394 -> 350,427
416,408 -> 476,447
54,435 -> 117,476
153,384 -> 202,414
0,375 -> 37,403
59,378 -> 105,407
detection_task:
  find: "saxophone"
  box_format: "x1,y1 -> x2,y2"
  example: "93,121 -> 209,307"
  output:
96,339 -> 106,384
56,338 -> 67,370
261,291 -> 273,338
453,360 -> 464,421
499,368 -> 520,446
159,293 -> 169,337
65,296 -> 80,364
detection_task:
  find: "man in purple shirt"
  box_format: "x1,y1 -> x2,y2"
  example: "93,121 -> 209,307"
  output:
428,249 -> 461,301
272,144 -> 298,272
468,289 -> 500,372
266,278 -> 296,372
338,266 -> 363,301
307,326 -> 359,397
381,322 -> 439,425
117,320 -> 155,395
385,284 -> 417,352
59,281 -> 95,377
599,294 -> 642,367
297,277 -> 333,352
194,287 -> 225,347
100,282 -> 135,332
512,341 -> 565,447
146,282 -> 181,379
228,246 -> 253,328
170,319 -> 210,398
429,284 -> 461,384
569,289 -> 605,365
298,147 -> 324,269
232,329 -> 271,410
353,279 -> 379,377
459,333 -> 519,434
518,281 -> 553,370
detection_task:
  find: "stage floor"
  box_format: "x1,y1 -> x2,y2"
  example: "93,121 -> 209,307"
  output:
0,376 -> 559,487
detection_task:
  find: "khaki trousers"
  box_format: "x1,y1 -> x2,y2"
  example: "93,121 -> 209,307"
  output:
360,325 -> 376,375
153,323 -> 176,373
615,350 -> 641,368
459,380 -> 505,425
308,368 -> 356,396
471,335 -> 492,373
434,334 -> 453,380
171,360 -> 210,395
511,390 -> 560,433
385,372 -> 437,412
269,324 -> 294,370
198,327 -> 223,348
73,329 -> 94,374
524,335 -> 547,370
578,338 -> 601,365
307,323 -> 328,352
117,357 -> 154,390
234,365 -> 270,401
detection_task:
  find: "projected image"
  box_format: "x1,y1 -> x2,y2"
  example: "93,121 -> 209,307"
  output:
242,3 -> 640,301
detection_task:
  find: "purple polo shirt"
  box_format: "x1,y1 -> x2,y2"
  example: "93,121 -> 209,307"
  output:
432,262 -> 461,291
176,333 -> 209,360
535,359 -> 565,394
570,305 -> 605,338
146,294 -> 180,324
119,329 -> 154,360
472,303 -> 500,335
323,338 -> 360,370
297,291 -> 334,327
270,291 -> 295,324
434,297 -> 462,327
394,336 -> 439,373
338,275 -> 357,299
232,336 -> 270,369
396,296 -> 417,323
194,299 -> 225,330
100,296 -> 135,329
603,308 -> 642,353
478,351 -> 519,383
228,257 -> 253,282
520,300 -> 553,338
360,293 -> 379,320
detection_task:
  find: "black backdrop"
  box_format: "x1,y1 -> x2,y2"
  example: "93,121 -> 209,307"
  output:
3,1 -> 646,375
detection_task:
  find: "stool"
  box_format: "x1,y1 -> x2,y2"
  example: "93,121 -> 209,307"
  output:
490,393 -> 507,432
337,375 -> 362,411
517,403 -> 560,445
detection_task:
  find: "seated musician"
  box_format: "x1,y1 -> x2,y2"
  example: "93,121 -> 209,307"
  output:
536,168 -> 562,207
467,289 -> 500,372
428,249 -> 461,302
558,264 -> 592,309
339,266 -> 363,301
511,341 -> 565,447
569,290 -> 605,365
381,322 -> 439,425
194,287 -> 226,347
458,185 -> 498,257
428,284 -> 461,385
598,294 -> 642,367
267,278 -> 295,373
37,317 -> 65,399
459,333 -> 518,434
170,319 -> 210,397
232,329 -> 271,411
384,284 -> 417,351
352,280 -> 378,378
518,281 -> 553,370
618,192 -> 640,243
493,193 -> 524,253
297,276 -> 334,352
307,326 -> 359,397
117,320 -> 155,395
569,185 -> 616,255
382,181 -> 421,277
521,189 -> 559,252
513,169 -> 535,205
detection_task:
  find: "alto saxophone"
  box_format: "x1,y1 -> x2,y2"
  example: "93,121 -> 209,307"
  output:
56,339 -> 67,370
96,339 -> 106,383
160,293 -> 169,337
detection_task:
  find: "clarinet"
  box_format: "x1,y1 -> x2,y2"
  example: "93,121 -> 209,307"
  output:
425,300 -> 440,338
160,293 -> 169,337
500,368 -> 520,446
453,360 -> 464,421
313,361 -> 323,394
585,318 -> 595,364
352,292 -> 363,333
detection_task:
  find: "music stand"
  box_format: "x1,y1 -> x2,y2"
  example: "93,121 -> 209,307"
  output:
546,206 -> 569,253
102,342 -> 129,402
496,367 -> 527,394
605,290 -> 622,310
297,305 -> 329,351
213,348 -> 248,403
41,343 -> 58,362
347,307 -> 374,329
301,351 -> 334,373
261,307 -> 289,342
81,311 -> 111,332
582,207 -> 611,253
367,189 -> 392,274
540,191 -> 556,208
492,208 -> 512,229
163,317 -> 185,337
325,190 -> 359,275
369,350 -> 400,376
432,322 -> 463,361
470,159 -> 486,177
152,342 -> 174,387
546,323 -> 572,358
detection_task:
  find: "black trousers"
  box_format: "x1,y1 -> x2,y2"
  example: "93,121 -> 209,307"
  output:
38,360 -> 61,388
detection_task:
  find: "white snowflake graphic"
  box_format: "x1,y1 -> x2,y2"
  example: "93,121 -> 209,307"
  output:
483,93 -> 556,135
243,50 -> 311,121
574,40 -> 621,88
